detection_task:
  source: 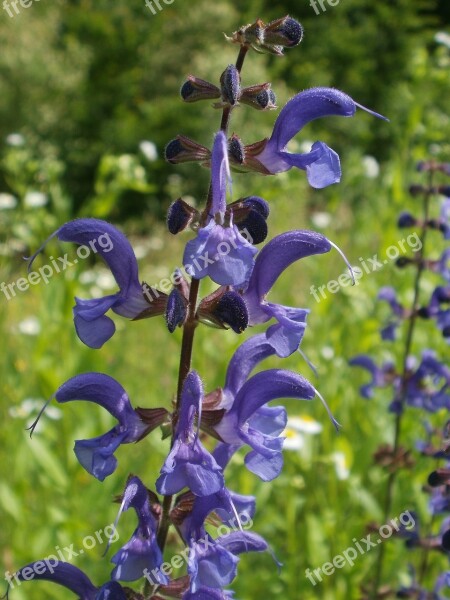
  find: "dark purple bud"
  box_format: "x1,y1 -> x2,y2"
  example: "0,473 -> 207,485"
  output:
416,306 -> 430,319
228,134 -> 245,165
242,196 -> 270,219
197,288 -> 248,333
442,529 -> 450,551
180,76 -> 221,103
165,135 -> 210,164
428,468 -> 450,487
397,211 -> 417,228
395,256 -> 413,269
408,184 -> 424,196
256,88 -> 277,109
263,16 -> 303,47
438,185 -> 450,196
167,198 -> 199,234
226,196 -> 269,244
236,210 -> 267,245
220,65 -> 241,106
214,291 -> 248,333
443,326 -> 450,339
240,83 -> 277,110
165,288 -> 188,333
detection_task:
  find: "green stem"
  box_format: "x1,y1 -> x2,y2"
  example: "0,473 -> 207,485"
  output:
371,172 -> 433,598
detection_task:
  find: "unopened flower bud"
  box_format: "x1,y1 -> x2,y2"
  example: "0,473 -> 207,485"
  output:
397,211 -> 417,228
227,196 -> 270,244
395,256 -> 413,269
167,198 -> 199,234
180,75 -> 220,103
220,65 -> 241,106
263,16 -> 303,48
240,83 -> 277,110
228,134 -> 246,165
197,288 -> 248,333
165,287 -> 188,333
165,135 -> 210,164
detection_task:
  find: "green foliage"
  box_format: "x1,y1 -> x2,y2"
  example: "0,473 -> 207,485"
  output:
1,3 -> 450,600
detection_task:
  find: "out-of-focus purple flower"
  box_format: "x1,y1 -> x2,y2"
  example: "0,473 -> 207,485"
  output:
183,132 -> 257,287
51,373 -> 163,481
237,88 -> 387,188
425,286 -> 450,340
428,249 -> 450,283
349,355 -> 398,399
404,350 -> 450,412
156,371 -> 224,496
378,286 -> 409,340
27,219 -> 165,348
111,476 -> 167,583
241,230 -> 331,357
7,561 -> 126,599
434,571 -> 450,599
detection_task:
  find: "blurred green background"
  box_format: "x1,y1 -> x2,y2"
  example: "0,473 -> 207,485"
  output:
1,0 -> 449,598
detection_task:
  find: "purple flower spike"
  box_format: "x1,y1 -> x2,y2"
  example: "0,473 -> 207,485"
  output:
156,371 -> 224,496
242,230 -> 331,357
111,476 -> 168,583
183,132 -> 257,287
27,219 -> 160,348
8,561 -> 126,600
55,373 -> 152,481
216,369 -> 316,481
249,87 -> 387,188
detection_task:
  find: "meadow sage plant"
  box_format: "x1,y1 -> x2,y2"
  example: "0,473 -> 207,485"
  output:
7,15 -> 386,599
351,162 -> 450,598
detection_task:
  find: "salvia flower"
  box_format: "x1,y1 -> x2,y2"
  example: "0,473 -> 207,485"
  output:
241,230 -> 331,357
215,365 -> 317,481
186,530 -> 267,593
156,371 -> 224,496
183,131 -> 257,287
27,219 -> 166,348
48,373 -> 164,481
240,87 -> 387,188
5,561 -> 127,599
111,476 -> 168,583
